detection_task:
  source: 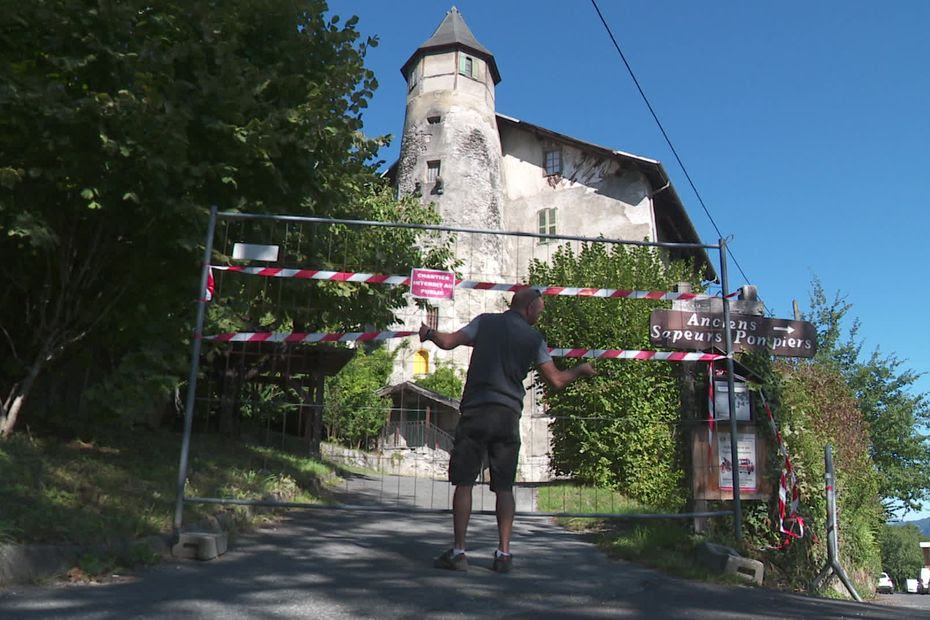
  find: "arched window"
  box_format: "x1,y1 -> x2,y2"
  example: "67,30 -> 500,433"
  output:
414,349 -> 430,375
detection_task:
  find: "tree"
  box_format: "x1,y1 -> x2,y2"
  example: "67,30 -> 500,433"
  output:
530,242 -> 701,509
324,346 -> 393,449
879,524 -> 924,592
805,278 -> 930,515
414,364 -> 464,400
0,1 -> 444,437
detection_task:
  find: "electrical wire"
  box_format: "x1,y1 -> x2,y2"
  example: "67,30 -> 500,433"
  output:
590,0 -> 771,315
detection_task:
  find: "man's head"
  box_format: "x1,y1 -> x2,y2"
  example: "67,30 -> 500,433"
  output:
511,287 -> 544,325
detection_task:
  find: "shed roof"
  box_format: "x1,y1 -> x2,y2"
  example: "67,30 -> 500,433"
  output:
377,381 -> 461,413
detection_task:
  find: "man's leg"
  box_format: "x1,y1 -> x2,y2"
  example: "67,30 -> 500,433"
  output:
452,484 -> 473,550
495,489 -> 515,554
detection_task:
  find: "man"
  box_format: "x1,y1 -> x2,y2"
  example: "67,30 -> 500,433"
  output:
418,286 -> 596,573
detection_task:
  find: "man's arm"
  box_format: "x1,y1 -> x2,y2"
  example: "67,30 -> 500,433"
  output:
419,322 -> 473,350
537,360 -> 596,392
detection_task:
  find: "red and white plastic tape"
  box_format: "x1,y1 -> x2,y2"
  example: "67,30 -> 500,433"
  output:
210,265 -> 713,301
761,391 -> 805,548
549,348 -> 723,361
205,330 -> 416,343
201,330 -> 725,361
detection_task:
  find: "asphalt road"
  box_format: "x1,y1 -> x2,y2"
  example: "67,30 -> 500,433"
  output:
873,591 -> 930,614
0,474 -> 923,619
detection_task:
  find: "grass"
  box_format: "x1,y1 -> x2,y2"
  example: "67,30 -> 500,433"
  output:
536,483 -> 649,516
536,483 -> 743,583
0,434 -> 749,586
0,428 -> 341,547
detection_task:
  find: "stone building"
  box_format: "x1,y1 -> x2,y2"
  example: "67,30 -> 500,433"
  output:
384,7 -> 713,480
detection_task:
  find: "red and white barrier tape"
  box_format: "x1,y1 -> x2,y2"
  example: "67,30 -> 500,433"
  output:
761,391 -> 805,549
201,330 -> 725,361
205,330 -> 416,343
210,265 -> 714,301
548,348 -> 723,361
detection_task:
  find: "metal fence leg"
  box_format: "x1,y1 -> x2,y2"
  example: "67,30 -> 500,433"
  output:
811,445 -> 862,602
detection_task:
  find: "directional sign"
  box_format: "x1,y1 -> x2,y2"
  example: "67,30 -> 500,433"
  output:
650,309 -> 817,358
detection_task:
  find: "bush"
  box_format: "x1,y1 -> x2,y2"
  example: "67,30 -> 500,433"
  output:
530,242 -> 701,510
724,358 -> 884,592
324,346 -> 393,449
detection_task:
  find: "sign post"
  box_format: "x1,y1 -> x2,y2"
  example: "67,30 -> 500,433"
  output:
718,238 -> 742,540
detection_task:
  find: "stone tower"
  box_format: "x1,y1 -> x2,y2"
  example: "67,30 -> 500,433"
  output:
392,8 -> 550,482
396,6 -> 504,280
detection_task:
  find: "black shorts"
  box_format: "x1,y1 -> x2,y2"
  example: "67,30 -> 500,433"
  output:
449,405 -> 521,493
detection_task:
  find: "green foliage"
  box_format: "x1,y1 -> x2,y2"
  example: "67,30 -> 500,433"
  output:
879,524 -> 924,591
740,358 -> 884,592
0,429 -> 335,544
806,278 -> 930,515
414,363 -> 464,400
324,346 -> 394,449
206,184 -> 450,337
0,1 -> 448,437
530,242 -> 701,510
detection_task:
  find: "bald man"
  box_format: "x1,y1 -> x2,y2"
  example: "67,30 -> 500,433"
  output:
419,286 -> 596,573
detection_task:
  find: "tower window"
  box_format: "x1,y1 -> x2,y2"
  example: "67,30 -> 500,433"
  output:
427,115 -> 441,124
544,149 -> 562,177
408,64 -> 418,89
427,160 -> 441,183
414,349 -> 430,375
458,54 -> 477,78
537,208 -> 557,243
426,306 -> 439,330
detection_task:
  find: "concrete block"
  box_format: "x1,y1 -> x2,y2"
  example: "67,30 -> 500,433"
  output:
697,541 -> 764,585
172,532 -> 228,561
697,541 -> 738,572
724,554 -> 764,586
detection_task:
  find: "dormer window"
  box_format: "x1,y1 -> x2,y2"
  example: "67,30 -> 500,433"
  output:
544,149 -> 562,177
407,61 -> 418,90
458,54 -> 477,79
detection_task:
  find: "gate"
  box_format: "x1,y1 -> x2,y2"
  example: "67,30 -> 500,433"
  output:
173,209 -> 747,536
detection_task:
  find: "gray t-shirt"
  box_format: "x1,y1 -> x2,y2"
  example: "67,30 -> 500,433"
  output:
459,310 -> 552,415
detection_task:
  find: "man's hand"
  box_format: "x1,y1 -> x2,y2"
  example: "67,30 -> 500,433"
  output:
418,322 -> 432,343
418,324 -> 472,350
538,360 -> 597,391
577,362 -> 597,378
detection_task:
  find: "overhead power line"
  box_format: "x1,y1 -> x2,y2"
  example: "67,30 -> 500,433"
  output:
589,0 -> 762,305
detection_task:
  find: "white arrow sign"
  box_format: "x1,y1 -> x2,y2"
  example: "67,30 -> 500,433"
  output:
772,326 -> 795,334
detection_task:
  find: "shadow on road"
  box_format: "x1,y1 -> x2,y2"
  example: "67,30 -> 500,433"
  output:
0,482 -> 914,619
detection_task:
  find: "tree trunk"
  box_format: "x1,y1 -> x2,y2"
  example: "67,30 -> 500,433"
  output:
0,357 -> 44,439
310,374 -> 324,458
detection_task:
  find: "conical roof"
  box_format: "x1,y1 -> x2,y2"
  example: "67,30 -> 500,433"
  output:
401,7 -> 501,84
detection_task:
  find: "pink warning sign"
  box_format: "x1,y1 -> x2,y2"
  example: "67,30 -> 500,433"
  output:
410,268 -> 455,300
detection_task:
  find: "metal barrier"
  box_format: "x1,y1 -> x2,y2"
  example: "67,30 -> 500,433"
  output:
173,209 -> 743,537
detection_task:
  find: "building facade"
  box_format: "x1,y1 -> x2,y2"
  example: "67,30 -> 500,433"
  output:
386,7 -> 712,480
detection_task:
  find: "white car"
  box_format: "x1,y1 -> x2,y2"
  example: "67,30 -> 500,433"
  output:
877,572 -> 894,594
906,578 -> 919,594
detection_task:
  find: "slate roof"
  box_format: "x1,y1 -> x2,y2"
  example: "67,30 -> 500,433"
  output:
401,6 -> 501,84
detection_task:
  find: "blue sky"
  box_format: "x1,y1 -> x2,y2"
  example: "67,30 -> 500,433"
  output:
331,2 -> 930,512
